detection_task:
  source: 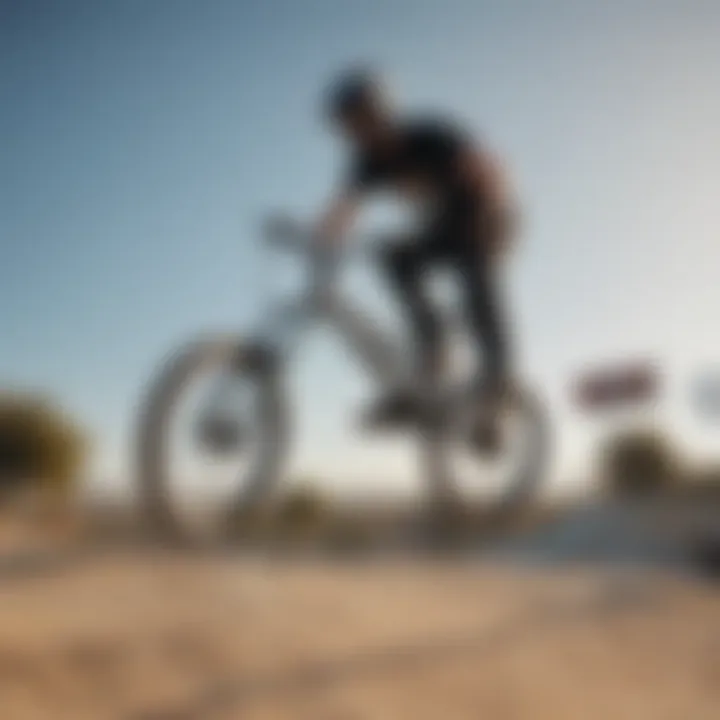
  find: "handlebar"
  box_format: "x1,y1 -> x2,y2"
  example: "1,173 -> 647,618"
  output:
262,212 -> 388,262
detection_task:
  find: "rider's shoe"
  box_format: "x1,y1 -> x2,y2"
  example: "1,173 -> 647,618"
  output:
358,390 -> 423,432
467,377 -> 511,457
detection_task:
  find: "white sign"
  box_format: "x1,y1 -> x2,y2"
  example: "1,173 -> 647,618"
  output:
692,369 -> 720,421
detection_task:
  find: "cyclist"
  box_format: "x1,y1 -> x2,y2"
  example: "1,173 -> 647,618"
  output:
314,67 -> 517,450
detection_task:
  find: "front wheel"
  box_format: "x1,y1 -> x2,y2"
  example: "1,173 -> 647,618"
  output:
135,335 -> 289,543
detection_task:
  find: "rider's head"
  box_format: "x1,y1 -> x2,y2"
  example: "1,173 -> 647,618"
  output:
324,66 -> 395,147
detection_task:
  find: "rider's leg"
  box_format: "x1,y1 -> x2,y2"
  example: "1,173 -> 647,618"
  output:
384,241 -> 446,387
451,211 -> 514,452
451,208 -> 513,395
359,240 -> 443,429
457,255 -> 511,395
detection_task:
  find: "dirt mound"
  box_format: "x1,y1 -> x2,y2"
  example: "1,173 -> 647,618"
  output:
0,553 -> 717,719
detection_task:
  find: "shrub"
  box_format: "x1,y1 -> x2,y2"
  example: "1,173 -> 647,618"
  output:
274,481 -> 331,539
0,392 -> 87,501
275,480 -> 331,537
600,428 -> 679,497
683,465 -> 720,501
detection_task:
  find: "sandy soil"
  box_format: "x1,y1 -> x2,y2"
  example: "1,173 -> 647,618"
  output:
0,550 -> 717,720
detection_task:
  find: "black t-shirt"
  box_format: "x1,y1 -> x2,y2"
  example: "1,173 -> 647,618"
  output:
345,116 -> 475,209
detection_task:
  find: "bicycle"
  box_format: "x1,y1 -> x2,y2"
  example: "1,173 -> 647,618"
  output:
135,214 -> 551,542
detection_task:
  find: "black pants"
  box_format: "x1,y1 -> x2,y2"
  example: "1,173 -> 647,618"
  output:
382,207 -> 512,389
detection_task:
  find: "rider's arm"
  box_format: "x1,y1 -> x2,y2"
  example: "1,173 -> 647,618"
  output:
315,191 -> 362,247
455,145 -> 518,258
315,152 -> 378,246
455,145 -> 511,211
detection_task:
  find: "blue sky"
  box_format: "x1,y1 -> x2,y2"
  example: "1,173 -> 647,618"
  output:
2,0 -> 719,493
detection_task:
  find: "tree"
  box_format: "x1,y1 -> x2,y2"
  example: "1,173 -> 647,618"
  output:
600,428 -> 679,497
0,392 -> 88,501
275,479 -> 331,537
686,464 -> 720,501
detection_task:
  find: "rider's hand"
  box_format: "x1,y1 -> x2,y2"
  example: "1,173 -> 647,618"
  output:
314,193 -> 360,247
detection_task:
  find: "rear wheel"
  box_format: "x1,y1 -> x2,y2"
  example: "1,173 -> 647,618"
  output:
421,383 -> 550,529
135,335 -> 288,544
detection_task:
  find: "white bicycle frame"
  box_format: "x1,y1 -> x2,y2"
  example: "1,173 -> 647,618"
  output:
254,221 -> 419,394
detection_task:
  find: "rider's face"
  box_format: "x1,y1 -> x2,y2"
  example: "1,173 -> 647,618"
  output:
336,107 -> 393,150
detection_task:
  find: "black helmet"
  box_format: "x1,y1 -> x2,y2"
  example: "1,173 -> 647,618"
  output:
324,66 -> 387,121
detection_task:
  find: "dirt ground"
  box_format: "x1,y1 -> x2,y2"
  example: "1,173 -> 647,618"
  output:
0,547 -> 717,720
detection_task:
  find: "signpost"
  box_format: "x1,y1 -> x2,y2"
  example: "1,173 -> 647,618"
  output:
573,360 -> 660,413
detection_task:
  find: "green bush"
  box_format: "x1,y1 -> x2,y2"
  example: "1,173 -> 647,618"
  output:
600,429 -> 679,497
683,465 -> 720,501
0,392 -> 88,500
275,480 -> 331,536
